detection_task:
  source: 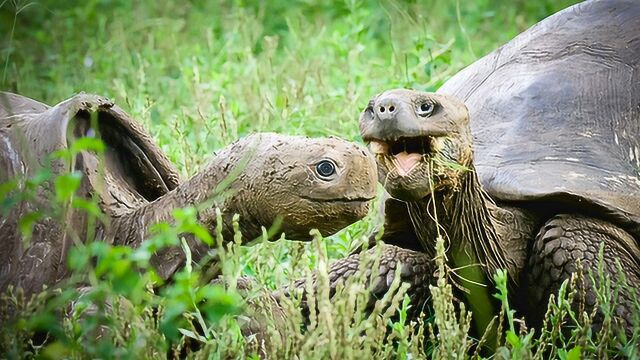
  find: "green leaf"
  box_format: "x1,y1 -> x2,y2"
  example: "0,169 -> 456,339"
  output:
0,179 -> 17,199
26,169 -> 53,189
434,157 -> 471,173
67,246 -> 90,271
42,341 -> 72,359
18,211 -> 42,241
178,328 -> 208,342
70,137 -> 105,154
505,330 -> 521,348
54,171 -> 83,203
112,268 -> 141,295
72,198 -> 104,218
50,148 -> 73,162
187,223 -> 213,246
566,346 -> 582,360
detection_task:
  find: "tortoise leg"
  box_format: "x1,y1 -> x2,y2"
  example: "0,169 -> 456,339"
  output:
282,244 -> 434,316
526,214 -> 640,331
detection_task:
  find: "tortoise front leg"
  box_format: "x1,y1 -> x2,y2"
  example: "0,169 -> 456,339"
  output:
283,244 -> 434,316
526,214 -> 640,331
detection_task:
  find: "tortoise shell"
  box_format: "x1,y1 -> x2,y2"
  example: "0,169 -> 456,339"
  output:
438,0 -> 640,236
0,92 -> 180,292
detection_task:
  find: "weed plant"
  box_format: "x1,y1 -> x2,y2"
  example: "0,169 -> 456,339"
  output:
1,0 -> 638,359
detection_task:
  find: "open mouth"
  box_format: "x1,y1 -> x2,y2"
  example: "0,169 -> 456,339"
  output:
368,136 -> 435,176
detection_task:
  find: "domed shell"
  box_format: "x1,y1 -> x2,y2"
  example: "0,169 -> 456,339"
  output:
0,92 -> 181,293
0,92 -> 181,209
438,0 -> 640,236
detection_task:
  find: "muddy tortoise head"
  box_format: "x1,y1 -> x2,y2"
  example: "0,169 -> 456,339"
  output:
217,133 -> 378,240
359,89 -> 472,201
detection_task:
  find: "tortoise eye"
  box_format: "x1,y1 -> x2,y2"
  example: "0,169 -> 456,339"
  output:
417,102 -> 435,117
316,160 -> 336,178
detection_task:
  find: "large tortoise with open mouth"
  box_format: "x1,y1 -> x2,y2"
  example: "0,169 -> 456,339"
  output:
319,0 -> 640,332
0,92 -> 377,296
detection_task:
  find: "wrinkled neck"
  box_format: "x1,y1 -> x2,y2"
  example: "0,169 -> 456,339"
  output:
406,170 -> 516,279
110,156 -> 238,238
104,147 -> 252,280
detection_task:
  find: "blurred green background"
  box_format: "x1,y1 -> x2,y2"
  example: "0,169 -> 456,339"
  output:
1,0 -> 578,177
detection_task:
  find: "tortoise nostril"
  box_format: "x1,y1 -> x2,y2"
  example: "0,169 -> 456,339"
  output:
375,99 -> 399,118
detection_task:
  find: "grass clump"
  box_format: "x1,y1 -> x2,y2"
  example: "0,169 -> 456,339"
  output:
2,0 -> 638,359
0,144 -> 638,358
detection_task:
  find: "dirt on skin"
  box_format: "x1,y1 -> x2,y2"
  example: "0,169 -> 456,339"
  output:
108,132 -> 379,279
0,92 -> 378,294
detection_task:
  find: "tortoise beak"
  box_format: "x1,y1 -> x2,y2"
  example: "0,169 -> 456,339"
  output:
367,136 -> 438,177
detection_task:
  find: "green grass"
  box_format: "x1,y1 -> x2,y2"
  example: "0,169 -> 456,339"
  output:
4,0 -> 638,359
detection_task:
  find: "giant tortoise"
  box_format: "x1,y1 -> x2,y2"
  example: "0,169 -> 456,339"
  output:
0,92 -> 377,295
313,0 -> 640,333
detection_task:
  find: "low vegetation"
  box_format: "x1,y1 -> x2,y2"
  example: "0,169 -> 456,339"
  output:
1,0 -> 637,358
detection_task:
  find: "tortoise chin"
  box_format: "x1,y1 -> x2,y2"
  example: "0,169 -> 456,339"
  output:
279,198 -> 373,240
370,137 -> 469,202
378,158 -> 466,202
377,158 -> 434,201
316,199 -> 373,235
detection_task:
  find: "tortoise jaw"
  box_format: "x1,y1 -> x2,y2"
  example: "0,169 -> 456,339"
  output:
299,195 -> 376,203
368,136 -> 437,177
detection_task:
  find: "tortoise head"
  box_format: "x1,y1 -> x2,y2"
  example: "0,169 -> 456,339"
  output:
359,89 -> 473,201
230,133 -> 378,240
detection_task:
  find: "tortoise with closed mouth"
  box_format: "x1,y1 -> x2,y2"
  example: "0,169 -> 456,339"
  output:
0,92 -> 377,295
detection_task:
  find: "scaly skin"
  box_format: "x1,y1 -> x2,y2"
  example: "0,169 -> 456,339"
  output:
105,133 -> 378,280
281,244 -> 434,317
527,214 -> 640,330
0,92 -> 378,293
356,88 -> 640,334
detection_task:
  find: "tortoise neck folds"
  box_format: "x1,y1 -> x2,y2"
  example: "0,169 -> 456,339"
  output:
406,168 -> 519,281
106,139 -> 252,245
360,89 -> 522,280
105,134 -> 377,279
